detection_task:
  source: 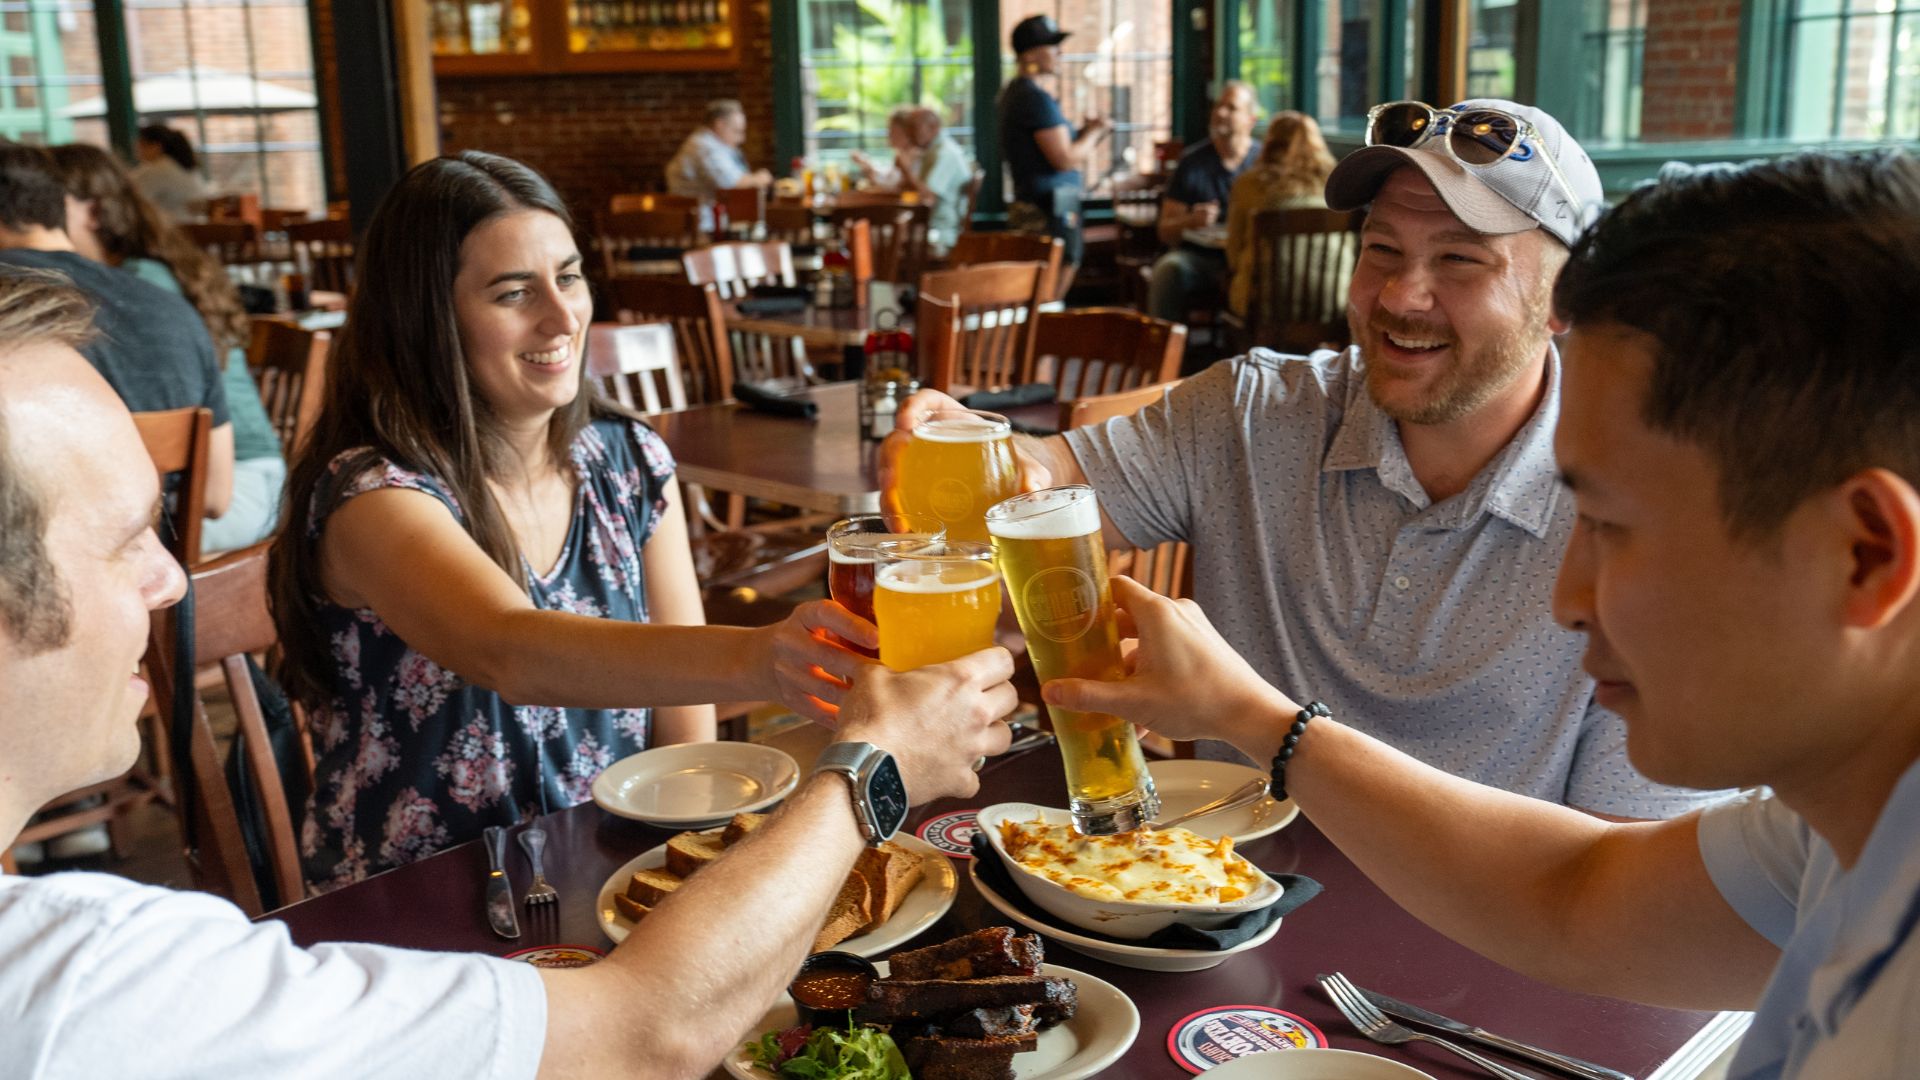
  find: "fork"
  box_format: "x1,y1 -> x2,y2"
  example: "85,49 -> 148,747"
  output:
519,742 -> 558,908
1320,972 -> 1540,1080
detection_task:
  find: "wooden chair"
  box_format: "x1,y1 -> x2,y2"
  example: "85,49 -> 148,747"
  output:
144,542 -> 315,914
764,204 -> 818,247
182,221 -> 261,267
246,320 -> 330,455
134,406 -> 213,565
610,192 -> 700,215
947,231 -> 1066,304
830,204 -> 930,285
598,209 -> 705,278
603,277 -> 735,406
915,261 -> 1046,395
715,186 -> 767,236
587,321 -> 685,414
204,193 -> 262,230
681,241 -> 797,300
1029,308 -> 1184,426
915,292 -> 962,386
285,218 -> 356,296
960,169 -> 985,229
1112,183 -> 1165,308
1239,207 -> 1362,355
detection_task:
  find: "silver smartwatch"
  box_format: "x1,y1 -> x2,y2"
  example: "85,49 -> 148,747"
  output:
813,742 -> 909,846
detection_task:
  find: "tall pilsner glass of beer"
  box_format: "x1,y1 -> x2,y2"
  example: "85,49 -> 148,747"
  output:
986,486 -> 1159,835
872,540 -> 1002,672
826,515 -> 945,657
898,409 -> 1019,543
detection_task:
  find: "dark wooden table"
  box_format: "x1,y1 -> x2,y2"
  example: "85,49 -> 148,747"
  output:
647,381 -> 880,516
726,280 -> 911,351
271,745 -> 1733,1079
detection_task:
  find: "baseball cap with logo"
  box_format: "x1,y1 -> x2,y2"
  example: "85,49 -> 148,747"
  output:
1010,14 -> 1070,53
1325,99 -> 1603,247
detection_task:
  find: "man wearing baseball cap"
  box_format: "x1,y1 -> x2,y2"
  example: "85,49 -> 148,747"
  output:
998,14 -> 1108,276
891,98 -> 1730,821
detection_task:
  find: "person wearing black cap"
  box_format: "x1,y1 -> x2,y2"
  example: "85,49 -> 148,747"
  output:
998,14 -> 1107,276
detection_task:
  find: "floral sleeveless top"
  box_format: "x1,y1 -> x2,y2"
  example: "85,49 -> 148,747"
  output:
300,418 -> 675,891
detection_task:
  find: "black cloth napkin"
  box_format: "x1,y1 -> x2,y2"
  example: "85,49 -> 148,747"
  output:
748,284 -> 810,301
961,383 -> 1057,412
736,295 -> 810,316
969,832 -> 1321,950
733,381 -> 819,419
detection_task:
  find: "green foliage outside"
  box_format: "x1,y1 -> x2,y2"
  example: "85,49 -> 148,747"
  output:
808,0 -> 972,153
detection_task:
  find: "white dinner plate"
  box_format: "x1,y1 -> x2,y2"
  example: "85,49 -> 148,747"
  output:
1149,760 -> 1298,844
1201,1048 -> 1438,1079
596,832 -> 957,951
590,742 -> 799,828
724,961 -> 1140,1080
969,859 -> 1284,972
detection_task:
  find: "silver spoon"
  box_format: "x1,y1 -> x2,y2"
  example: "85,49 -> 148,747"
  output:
1145,776 -> 1271,832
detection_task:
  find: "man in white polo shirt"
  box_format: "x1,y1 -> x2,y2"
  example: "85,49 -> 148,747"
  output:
0,273 -> 1016,1076
893,99 -> 1724,819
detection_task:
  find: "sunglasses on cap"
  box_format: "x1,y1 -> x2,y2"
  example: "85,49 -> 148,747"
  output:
1364,100 -> 1585,214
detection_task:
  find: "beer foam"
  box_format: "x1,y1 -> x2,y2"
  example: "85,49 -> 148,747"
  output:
877,559 -> 1000,593
828,547 -> 878,565
986,487 -> 1101,540
914,415 -> 1008,443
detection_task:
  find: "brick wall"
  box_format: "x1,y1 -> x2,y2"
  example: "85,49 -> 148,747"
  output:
1638,0 -> 1740,140
434,0 -> 775,229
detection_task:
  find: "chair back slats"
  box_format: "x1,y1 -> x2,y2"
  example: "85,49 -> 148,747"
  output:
246,320 -> 330,454
598,209 -> 706,277
285,218 -> 356,295
133,406 -> 212,564
715,187 -> 767,233
604,278 -> 735,405
1030,308 -> 1184,406
830,204 -> 930,284
915,261 -> 1046,395
1247,207 -> 1361,355
915,292 -> 963,387
764,204 -> 817,246
682,241 -> 797,299
587,322 -> 686,414
610,192 -> 700,215
182,221 -> 261,267
947,232 -> 1065,303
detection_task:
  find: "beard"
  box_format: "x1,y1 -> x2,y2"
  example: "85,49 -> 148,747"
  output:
1352,285 -> 1553,426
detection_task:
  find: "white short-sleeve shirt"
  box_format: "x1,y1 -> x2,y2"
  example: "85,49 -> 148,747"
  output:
0,871 -> 548,1079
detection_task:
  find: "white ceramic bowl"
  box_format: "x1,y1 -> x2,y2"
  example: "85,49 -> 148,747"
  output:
976,802 -> 1284,940
1204,1049 -> 1437,1079
591,742 -> 799,827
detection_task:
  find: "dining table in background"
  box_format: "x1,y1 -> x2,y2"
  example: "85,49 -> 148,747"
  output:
647,380 -> 880,517
268,742 -> 1747,1080
725,280 -> 912,358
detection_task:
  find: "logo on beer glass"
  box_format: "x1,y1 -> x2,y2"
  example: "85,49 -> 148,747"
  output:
929,478 -> 973,522
1022,567 -> 1098,642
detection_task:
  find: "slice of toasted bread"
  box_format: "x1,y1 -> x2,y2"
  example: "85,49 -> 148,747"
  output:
612,892 -> 651,923
664,830 -> 728,877
812,871 -> 873,952
722,811 -> 768,847
627,866 -> 684,907
853,842 -> 927,932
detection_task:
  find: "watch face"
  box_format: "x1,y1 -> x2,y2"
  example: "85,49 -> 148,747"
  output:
866,755 -> 909,837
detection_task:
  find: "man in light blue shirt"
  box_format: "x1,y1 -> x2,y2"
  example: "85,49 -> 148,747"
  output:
664,99 -> 772,231
1050,150 -> 1920,1076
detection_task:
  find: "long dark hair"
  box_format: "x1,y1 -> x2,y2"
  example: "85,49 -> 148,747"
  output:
270,150 -> 622,707
138,125 -> 197,171
47,143 -> 250,352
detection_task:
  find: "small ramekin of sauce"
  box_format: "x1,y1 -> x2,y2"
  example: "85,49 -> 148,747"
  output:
788,951 -> 879,1026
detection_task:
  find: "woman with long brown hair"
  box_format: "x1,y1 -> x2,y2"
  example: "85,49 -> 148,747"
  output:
1224,110 -> 1345,318
48,143 -> 283,555
269,151 -> 870,890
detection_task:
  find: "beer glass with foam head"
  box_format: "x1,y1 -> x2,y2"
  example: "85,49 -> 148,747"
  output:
826,514 -> 944,657
872,540 -> 1002,672
986,486 -> 1159,835
897,409 -> 1019,543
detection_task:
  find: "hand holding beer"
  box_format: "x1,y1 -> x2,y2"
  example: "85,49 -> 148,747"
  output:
873,540 -> 1003,672
881,393 -> 1052,530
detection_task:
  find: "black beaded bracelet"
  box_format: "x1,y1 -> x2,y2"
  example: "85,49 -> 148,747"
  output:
1270,700 -> 1330,802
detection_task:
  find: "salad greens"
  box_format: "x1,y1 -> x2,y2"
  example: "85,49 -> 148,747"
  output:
747,1019 -> 910,1079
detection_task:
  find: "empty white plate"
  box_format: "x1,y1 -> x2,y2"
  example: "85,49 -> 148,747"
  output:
1149,759 -> 1297,845
591,742 -> 799,827
1203,1048 -> 1437,1078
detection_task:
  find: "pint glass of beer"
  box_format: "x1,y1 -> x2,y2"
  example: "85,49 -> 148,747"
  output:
827,514 -> 944,657
897,409 -> 1019,543
872,540 -> 1002,672
986,486 -> 1159,835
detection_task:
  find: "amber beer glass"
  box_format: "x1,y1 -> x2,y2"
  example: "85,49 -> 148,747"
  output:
826,515 -> 944,657
872,541 -> 1002,672
986,486 -> 1159,835
897,409 -> 1019,543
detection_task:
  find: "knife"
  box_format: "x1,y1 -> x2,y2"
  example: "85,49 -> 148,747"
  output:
1354,984 -> 1633,1080
483,826 -> 521,940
